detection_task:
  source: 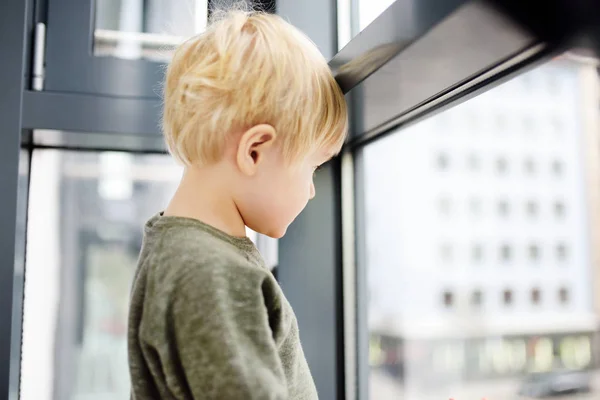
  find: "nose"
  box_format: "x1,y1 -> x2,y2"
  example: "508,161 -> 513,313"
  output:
309,181 -> 315,200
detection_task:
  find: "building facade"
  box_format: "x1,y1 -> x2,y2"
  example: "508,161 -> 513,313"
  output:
364,57 -> 600,384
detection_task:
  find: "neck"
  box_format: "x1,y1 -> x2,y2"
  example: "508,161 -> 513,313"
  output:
164,164 -> 247,237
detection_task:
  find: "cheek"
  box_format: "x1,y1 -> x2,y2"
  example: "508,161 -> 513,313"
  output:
273,174 -> 312,215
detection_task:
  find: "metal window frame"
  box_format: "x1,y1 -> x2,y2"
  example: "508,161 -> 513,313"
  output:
339,1 -> 600,400
275,1 -> 346,399
44,0 -> 167,98
0,0 -> 34,399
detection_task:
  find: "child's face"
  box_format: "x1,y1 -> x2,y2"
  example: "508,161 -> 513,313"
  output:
239,145 -> 334,239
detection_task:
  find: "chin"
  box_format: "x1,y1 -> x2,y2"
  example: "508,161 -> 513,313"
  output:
261,226 -> 287,239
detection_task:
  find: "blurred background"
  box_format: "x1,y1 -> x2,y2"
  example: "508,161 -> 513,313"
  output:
2,0 -> 600,400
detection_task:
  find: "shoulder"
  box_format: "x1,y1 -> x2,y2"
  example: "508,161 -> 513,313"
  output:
145,224 -> 271,297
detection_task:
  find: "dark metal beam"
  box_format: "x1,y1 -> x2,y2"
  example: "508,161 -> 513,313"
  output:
334,0 -> 600,148
22,91 -> 163,137
330,0 -> 469,94
333,0 -> 547,146
276,1 -> 345,399
278,159 -> 344,400
0,0 -> 30,398
489,0 -> 600,53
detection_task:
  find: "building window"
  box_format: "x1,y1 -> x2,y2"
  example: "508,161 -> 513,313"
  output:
524,158 -> 536,175
526,201 -> 539,218
440,243 -> 453,263
500,244 -> 512,262
531,288 -> 541,305
495,114 -> 507,131
497,200 -> 510,217
528,244 -> 540,262
554,201 -> 566,219
443,291 -> 454,308
496,157 -> 508,174
437,153 -> 449,170
438,197 -> 452,216
471,290 -> 483,307
522,115 -> 535,132
558,287 -> 569,305
552,116 -> 564,135
503,289 -> 514,306
472,244 -> 483,263
552,159 -> 564,176
468,154 -> 480,171
469,198 -> 482,216
556,243 -> 568,262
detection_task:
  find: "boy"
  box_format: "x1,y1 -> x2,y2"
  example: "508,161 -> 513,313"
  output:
127,6 -> 348,400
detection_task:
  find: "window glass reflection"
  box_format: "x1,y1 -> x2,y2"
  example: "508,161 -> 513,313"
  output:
20,147 -> 273,400
362,56 -> 600,399
94,0 -> 208,61
10,150 -> 30,400
21,150 -> 183,400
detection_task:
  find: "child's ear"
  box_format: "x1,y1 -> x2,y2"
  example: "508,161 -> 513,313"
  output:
236,124 -> 277,176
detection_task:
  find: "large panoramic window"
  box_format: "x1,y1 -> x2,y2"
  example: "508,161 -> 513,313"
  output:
359,55 -> 600,399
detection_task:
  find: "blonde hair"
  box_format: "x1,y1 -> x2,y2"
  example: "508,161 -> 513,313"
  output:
162,6 -> 348,166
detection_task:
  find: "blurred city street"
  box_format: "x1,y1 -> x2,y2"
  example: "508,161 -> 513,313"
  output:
370,369 -> 600,400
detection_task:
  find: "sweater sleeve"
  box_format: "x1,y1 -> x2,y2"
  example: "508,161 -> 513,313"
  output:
166,264 -> 287,400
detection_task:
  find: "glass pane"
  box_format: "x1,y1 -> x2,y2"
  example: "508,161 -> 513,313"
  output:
94,0 -> 208,61
358,0 -> 395,32
10,149 -> 30,400
21,149 -> 183,400
361,54 -> 600,399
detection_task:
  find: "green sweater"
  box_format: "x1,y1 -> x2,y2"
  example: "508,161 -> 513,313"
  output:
128,214 -> 318,400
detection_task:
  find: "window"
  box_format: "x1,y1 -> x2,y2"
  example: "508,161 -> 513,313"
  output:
554,201 -> 566,218
524,158 -> 536,175
21,150 -> 184,399
556,243 -> 568,262
438,197 -> 452,216
558,287 -> 570,305
552,159 -> 564,176
522,115 -> 535,132
500,244 -> 512,262
10,150 -> 29,400
526,201 -> 539,218
531,288 -> 541,305
552,116 -> 565,135
471,244 -> 483,263
440,243 -> 454,263
503,289 -> 514,306
496,157 -> 508,174
361,56 -> 597,400
471,290 -> 483,307
436,153 -> 449,170
443,291 -> 455,308
528,244 -> 540,262
94,0 -> 209,61
469,197 -> 482,216
497,200 -> 510,217
468,154 -> 480,171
